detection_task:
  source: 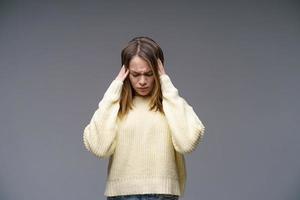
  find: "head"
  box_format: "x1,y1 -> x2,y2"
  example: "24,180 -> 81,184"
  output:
128,55 -> 155,97
118,36 -> 165,119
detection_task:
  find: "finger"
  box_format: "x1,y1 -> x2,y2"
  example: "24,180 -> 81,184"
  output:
158,59 -> 162,67
122,66 -> 127,73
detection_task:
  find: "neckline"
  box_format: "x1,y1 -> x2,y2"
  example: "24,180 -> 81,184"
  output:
133,95 -> 151,102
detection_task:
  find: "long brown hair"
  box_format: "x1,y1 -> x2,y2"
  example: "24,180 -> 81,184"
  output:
117,36 -> 165,119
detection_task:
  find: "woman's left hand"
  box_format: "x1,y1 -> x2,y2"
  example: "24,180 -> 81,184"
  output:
157,58 -> 166,76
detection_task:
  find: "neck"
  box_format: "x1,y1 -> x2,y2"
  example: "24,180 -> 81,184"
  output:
132,95 -> 152,109
133,95 -> 152,103
134,94 -> 151,99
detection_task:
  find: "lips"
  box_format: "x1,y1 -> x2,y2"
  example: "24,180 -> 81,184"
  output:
139,87 -> 148,90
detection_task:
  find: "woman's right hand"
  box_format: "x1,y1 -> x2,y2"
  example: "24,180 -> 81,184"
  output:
115,65 -> 129,82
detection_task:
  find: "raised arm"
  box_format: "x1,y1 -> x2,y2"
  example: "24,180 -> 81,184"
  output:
82,65 -> 129,158
157,59 -> 205,154
160,74 -> 206,154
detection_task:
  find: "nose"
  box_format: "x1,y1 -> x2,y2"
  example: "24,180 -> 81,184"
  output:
139,75 -> 147,86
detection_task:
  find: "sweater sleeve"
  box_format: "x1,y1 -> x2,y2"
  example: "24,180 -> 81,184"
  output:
82,79 -> 123,159
160,74 -> 205,154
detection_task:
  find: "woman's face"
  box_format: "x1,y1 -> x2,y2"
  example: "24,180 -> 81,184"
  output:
128,55 -> 155,97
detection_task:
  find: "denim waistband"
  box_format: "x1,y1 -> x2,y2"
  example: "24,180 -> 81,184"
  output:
107,193 -> 179,199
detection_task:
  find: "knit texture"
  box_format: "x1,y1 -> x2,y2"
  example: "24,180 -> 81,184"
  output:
83,74 -> 205,197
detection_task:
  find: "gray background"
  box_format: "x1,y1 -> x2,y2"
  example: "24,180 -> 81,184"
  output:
1,0 -> 299,200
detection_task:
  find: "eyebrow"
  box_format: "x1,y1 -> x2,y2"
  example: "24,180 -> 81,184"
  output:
130,70 -> 153,74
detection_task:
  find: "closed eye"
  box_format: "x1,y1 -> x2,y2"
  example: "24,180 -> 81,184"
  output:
130,72 -> 153,77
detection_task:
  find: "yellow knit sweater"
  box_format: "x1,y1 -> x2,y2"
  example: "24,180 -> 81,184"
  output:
82,74 -> 205,197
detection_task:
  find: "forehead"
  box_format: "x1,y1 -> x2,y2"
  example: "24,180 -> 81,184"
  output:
129,56 -> 151,72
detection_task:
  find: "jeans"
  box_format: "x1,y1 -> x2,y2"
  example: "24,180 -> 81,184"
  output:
107,193 -> 179,200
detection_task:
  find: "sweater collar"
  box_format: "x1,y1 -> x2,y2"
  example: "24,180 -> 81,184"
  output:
133,95 -> 151,104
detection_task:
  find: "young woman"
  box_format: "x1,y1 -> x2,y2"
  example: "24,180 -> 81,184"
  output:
83,36 -> 206,200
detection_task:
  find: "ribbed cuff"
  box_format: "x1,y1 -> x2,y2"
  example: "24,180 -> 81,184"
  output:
102,79 -> 124,102
159,74 -> 178,97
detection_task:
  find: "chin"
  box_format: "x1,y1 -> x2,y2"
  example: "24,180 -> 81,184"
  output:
135,88 -> 153,97
138,93 -> 149,96
136,91 -> 151,96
